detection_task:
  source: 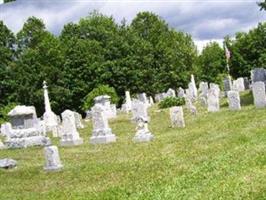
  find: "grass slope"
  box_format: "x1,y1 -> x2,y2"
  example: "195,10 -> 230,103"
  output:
0,91 -> 266,200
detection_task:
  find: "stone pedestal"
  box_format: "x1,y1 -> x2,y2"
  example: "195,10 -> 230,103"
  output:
43,145 -> 63,172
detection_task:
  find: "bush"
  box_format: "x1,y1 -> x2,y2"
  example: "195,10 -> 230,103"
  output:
158,97 -> 185,109
0,103 -> 17,124
82,85 -> 119,111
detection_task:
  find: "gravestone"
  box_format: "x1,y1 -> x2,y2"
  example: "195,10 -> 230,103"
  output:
125,91 -> 132,112
227,91 -> 241,110
252,81 -> 266,108
177,87 -> 186,98
185,97 -> 197,115
207,88 -> 220,112
43,145 -> 63,172
223,76 -> 232,95
251,68 -> 266,84
94,95 -> 116,119
149,96 -> 154,105
90,104 -> 116,144
243,77 -> 250,90
43,81 -> 58,137
3,106 -> 51,149
199,82 -> 209,106
232,78 -> 245,92
190,74 -> 198,98
0,158 -> 17,169
60,110 -> 83,146
74,112 -> 84,129
166,88 -> 176,97
170,106 -> 185,128
131,100 -> 153,142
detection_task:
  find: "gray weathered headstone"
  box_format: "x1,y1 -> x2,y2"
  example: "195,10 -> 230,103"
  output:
251,68 -> 266,84
43,145 -> 63,172
0,158 -> 17,169
60,110 -> 83,146
90,104 -> 116,144
170,106 -> 185,128
166,88 -> 176,97
224,76 -> 232,95
207,87 -> 220,112
227,91 -> 241,111
252,81 -> 266,108
243,77 -> 250,90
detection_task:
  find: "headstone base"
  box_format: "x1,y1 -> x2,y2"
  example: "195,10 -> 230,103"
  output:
44,164 -> 63,172
90,134 -> 116,144
133,132 -> 154,143
60,138 -> 83,146
5,136 -> 51,149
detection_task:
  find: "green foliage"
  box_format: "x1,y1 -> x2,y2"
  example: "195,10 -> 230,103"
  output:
228,22 -> 266,78
0,102 -> 16,124
197,42 -> 227,84
258,0 -> 266,10
3,0 -> 15,3
82,85 -> 119,111
158,97 -> 185,109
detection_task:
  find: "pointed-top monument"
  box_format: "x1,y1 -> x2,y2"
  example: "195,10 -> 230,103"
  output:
43,81 -> 58,136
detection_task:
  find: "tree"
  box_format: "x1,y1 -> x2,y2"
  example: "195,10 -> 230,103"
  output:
197,42 -> 226,84
258,0 -> 266,10
13,17 -> 65,115
0,21 -> 16,106
229,22 -> 266,78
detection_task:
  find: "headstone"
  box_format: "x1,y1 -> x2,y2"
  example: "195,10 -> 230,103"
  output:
137,93 -> 150,106
3,106 -> 51,149
43,145 -> 63,172
199,82 -> 209,106
251,68 -> 266,84
0,158 -> 17,169
185,97 -> 197,115
131,99 -> 149,122
190,74 -> 198,98
177,87 -> 186,98
166,88 -> 176,97
90,104 -> 116,144
232,78 -> 245,92
243,77 -> 250,90
169,106 -> 185,128
125,91 -> 132,112
227,91 -> 241,110
60,110 -> 83,146
207,87 -> 220,112
74,112 -> 84,129
43,81 -> 58,137
252,81 -> 266,108
149,96 -> 154,105
223,76 -> 232,95
94,95 -> 116,119
131,100 -> 153,142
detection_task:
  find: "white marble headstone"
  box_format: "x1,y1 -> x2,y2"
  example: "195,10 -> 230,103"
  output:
252,81 -> 266,108
170,106 -> 185,128
43,145 -> 63,172
227,91 -> 241,111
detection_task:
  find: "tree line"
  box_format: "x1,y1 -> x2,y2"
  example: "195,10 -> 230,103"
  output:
0,11 -> 265,117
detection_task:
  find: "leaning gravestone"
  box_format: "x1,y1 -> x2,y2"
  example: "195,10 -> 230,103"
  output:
60,110 -> 83,146
90,104 -> 116,144
207,88 -> 220,112
252,81 -> 266,108
169,106 -> 185,128
227,91 -> 241,111
43,145 -> 63,172
132,100 -> 154,142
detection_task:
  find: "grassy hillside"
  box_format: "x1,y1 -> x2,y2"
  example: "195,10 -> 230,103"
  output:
0,91 -> 266,200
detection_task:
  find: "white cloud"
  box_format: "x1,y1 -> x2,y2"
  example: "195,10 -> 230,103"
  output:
0,0 -> 265,51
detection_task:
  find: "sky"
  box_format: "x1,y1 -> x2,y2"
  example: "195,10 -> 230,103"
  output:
0,0 -> 265,52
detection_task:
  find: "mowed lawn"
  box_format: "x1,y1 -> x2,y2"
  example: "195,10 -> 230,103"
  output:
0,91 -> 266,200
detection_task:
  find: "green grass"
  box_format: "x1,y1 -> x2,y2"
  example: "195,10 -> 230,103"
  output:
0,91 -> 266,200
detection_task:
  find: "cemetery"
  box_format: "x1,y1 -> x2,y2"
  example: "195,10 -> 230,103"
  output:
0,0 -> 266,199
